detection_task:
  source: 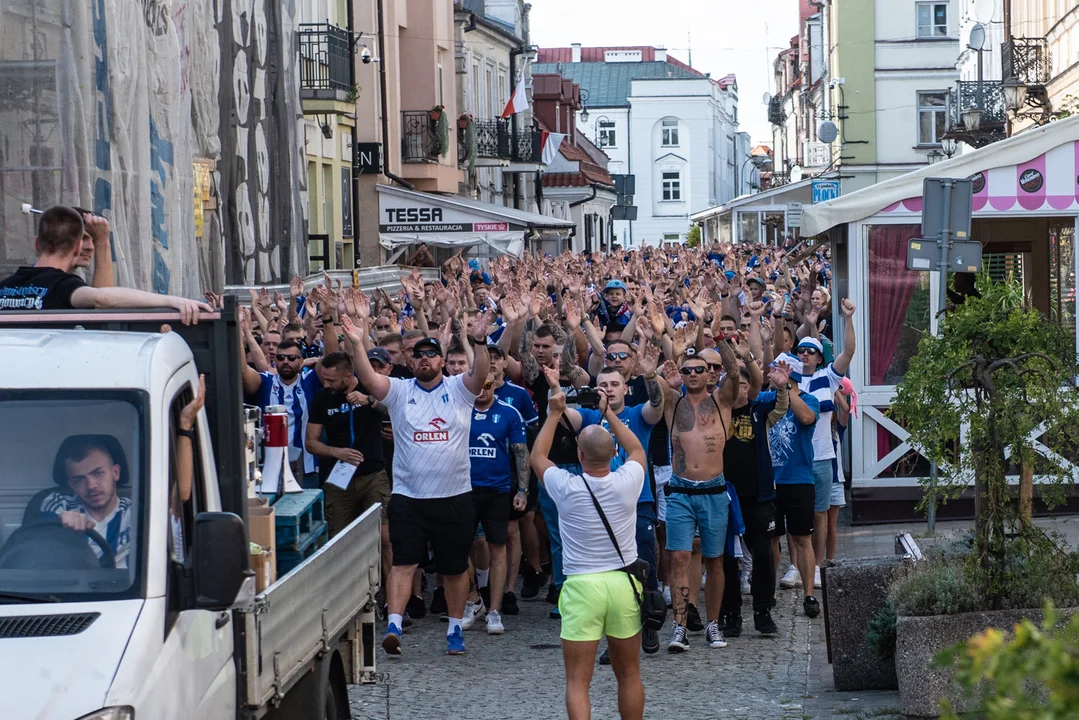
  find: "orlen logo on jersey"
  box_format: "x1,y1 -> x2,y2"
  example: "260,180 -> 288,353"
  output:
414,418 -> 449,443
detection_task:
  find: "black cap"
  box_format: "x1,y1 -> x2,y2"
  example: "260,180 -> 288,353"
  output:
746,276 -> 766,287
486,344 -> 505,358
413,337 -> 443,356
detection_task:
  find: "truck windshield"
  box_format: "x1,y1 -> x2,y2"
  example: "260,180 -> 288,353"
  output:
0,391 -> 145,601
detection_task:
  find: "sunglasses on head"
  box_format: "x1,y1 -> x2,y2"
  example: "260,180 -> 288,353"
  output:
413,348 -> 440,359
276,353 -> 302,362
605,351 -> 630,361
679,366 -> 708,376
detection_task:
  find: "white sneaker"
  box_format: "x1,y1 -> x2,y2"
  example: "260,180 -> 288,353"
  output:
814,566 -> 822,589
486,609 -> 504,635
460,599 -> 486,630
740,571 -> 751,596
662,585 -> 672,608
779,565 -> 801,589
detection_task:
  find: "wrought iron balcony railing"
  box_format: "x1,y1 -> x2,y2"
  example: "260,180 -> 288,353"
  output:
943,80 -> 1006,148
456,119 -> 543,164
298,23 -> 352,94
1002,37 -> 1051,88
402,111 -> 441,162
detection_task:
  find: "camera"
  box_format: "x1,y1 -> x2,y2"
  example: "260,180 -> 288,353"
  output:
576,387 -> 601,410
360,46 -> 377,64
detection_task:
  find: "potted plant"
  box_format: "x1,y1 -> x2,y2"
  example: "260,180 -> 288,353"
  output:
457,112 -> 473,130
432,107 -> 450,158
429,104 -> 445,122
887,275 -> 1079,717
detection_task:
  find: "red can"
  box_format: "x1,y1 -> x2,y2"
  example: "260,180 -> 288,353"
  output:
263,406 -> 289,448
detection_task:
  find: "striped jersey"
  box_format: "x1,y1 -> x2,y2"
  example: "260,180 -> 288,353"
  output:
383,374 -> 478,498
798,363 -> 844,461
251,370 -> 322,474
40,493 -> 133,568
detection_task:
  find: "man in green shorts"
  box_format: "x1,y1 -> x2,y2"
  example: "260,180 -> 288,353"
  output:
531,384 -> 647,720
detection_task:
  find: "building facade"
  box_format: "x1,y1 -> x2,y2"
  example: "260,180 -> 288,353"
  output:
535,46 -> 746,248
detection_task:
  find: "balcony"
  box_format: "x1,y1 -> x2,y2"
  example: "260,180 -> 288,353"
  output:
942,80 -> 1006,148
1002,37 -> 1051,89
456,118 -> 543,165
402,111 -> 446,162
803,141 -> 830,168
298,23 -> 353,101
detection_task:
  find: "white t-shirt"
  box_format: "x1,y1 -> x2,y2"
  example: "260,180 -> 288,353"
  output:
383,374 -> 477,498
543,461 -> 645,576
799,363 -> 844,461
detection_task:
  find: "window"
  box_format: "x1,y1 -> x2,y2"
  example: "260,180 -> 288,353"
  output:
917,91 -> 947,145
598,120 -> 616,148
916,2 -> 948,37
661,171 -> 681,201
661,119 -> 679,147
663,233 -> 681,245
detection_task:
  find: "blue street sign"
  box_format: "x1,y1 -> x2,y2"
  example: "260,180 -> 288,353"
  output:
812,180 -> 841,203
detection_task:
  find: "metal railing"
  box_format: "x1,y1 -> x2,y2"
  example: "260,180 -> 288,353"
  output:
298,23 -> 352,92
803,141 -> 830,167
1002,37 -> 1051,87
948,80 -> 1006,127
456,119 -> 543,163
401,111 -> 440,162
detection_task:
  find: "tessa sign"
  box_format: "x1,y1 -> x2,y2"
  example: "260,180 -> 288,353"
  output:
379,203 -> 513,234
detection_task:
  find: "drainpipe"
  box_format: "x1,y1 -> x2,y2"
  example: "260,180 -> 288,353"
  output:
376,0 -> 414,190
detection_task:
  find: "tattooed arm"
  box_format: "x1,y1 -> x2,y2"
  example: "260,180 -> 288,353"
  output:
713,337 -> 740,407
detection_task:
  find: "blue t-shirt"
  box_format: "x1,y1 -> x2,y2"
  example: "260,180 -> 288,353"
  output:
494,381 -> 538,426
601,404 -> 655,503
469,399 -> 527,492
769,392 -> 820,485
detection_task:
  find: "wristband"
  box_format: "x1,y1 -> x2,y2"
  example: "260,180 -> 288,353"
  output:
177,427 -> 196,439
644,372 -> 657,380
322,315 -> 333,323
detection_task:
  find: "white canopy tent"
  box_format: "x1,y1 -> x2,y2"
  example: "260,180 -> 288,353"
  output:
801,115 -> 1079,237
377,184 -> 575,261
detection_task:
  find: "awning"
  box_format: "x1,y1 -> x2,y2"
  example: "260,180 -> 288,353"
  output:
690,178 -> 815,223
801,115 -> 1079,236
377,184 -> 575,258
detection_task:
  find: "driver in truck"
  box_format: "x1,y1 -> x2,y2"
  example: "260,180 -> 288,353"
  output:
0,205 -> 212,323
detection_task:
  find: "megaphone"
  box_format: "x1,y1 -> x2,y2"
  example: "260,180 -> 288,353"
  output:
260,405 -> 303,494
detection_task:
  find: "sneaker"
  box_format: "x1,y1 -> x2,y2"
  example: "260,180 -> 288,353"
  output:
546,583 -> 560,605
549,605 -> 561,620
502,591 -> 520,616
460,599 -> 486,630
642,626 -> 660,654
722,612 -> 743,638
401,611 -> 413,629
803,595 -> 821,618
382,622 -> 403,655
779,564 -> 801,589
446,626 -> 466,655
705,619 -> 728,648
686,603 -> 704,632
754,609 -> 778,635
662,585 -> 672,608
598,647 -> 611,665
486,609 -> 505,635
429,586 -> 448,616
814,566 -> 822,589
667,623 -> 690,652
406,594 -> 426,619
740,572 -> 752,596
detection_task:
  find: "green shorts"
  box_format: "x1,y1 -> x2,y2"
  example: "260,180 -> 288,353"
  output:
558,570 -> 642,642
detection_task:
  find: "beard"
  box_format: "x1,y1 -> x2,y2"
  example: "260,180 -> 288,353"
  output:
415,365 -> 441,382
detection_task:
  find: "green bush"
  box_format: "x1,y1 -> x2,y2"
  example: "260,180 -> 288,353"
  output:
866,602 -> 898,660
891,559 -> 981,617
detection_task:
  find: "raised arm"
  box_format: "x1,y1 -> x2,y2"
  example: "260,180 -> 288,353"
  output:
713,335 -> 740,406
602,393 -> 646,468
530,391 -> 566,480
636,340 -> 665,426
832,299 -> 857,376
463,310 -> 491,396
341,308 -> 391,401
85,214 -> 114,288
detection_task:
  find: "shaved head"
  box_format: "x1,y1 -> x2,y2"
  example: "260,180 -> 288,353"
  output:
578,426 -> 615,465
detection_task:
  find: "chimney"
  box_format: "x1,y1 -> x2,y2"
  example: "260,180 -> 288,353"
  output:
571,43 -> 581,63
655,47 -> 667,63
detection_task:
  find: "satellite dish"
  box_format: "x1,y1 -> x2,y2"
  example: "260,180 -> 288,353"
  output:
973,0 -> 994,23
763,91 -> 773,105
969,23 -> 987,51
817,120 -> 838,144
790,165 -> 804,182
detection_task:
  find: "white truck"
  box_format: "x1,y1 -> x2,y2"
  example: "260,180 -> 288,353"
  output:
0,300 -> 380,720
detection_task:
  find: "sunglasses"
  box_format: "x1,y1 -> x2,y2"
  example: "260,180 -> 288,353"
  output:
482,381 -> 495,390
679,366 -> 708,376
275,354 -> 302,362
413,349 -> 440,359
376,323 -> 392,330
796,347 -> 820,356
707,363 -> 722,371
605,351 -> 631,361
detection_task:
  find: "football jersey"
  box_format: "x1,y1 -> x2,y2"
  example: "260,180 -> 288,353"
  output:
469,399 -> 526,492
40,493 -> 133,568
383,374 -> 477,498
798,364 -> 844,461
251,369 -> 322,474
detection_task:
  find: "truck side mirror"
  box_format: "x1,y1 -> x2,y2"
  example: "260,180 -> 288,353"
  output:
193,512 -> 250,611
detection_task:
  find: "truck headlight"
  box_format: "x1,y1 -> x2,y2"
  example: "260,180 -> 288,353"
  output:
76,708 -> 134,720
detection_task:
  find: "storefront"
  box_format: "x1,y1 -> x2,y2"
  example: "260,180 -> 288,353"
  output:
802,116 -> 1079,523
691,179 -> 814,245
377,185 -> 575,263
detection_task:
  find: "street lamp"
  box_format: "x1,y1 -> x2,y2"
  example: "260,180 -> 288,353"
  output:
593,115 -> 611,147
927,148 -> 944,164
1001,77 -> 1028,112
941,137 -> 959,157
579,88 -> 590,123
961,107 -> 982,132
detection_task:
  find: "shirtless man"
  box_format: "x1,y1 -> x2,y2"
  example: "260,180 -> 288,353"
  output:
663,340 -> 740,652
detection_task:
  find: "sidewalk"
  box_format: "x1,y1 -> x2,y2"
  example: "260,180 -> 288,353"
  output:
348,514 -> 1079,720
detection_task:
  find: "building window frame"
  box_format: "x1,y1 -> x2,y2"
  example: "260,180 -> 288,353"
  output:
915,2 -> 948,38
661,171 -> 682,202
916,90 -> 948,146
598,119 -> 616,148
661,119 -> 679,147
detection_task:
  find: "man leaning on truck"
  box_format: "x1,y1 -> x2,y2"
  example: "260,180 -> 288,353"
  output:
0,206 -> 211,323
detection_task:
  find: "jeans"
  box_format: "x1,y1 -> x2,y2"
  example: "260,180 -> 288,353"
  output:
721,496 -> 777,616
635,503 -> 659,591
539,463 -> 580,588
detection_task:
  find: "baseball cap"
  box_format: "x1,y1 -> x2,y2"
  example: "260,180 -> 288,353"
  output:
413,337 -> 443,356
486,343 -> 505,358
746,276 -> 766,287
367,347 -> 392,366
604,279 -> 628,292
797,337 -> 824,355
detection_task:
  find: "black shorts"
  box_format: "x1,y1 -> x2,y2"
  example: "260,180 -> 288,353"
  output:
472,487 -> 512,545
388,492 -> 475,575
773,484 -> 815,538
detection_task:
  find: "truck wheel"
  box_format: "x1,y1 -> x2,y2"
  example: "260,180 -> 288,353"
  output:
324,683 -> 339,720
325,652 -> 351,720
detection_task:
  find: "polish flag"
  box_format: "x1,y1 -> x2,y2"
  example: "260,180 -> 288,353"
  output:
540,132 -> 567,165
501,78 -> 530,118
